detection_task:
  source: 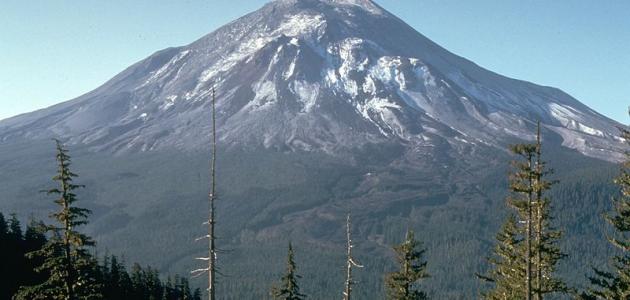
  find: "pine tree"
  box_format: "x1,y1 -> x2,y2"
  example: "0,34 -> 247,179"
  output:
271,242 -> 306,300
131,263 -> 147,300
0,212 -> 9,298
14,139 -> 102,300
0,212 -> 7,236
477,215 -> 527,299
587,113 -> 630,298
530,125 -> 568,298
23,219 -> 49,286
479,124 -> 567,299
8,213 -> 23,241
385,230 -> 429,300
6,213 -> 26,298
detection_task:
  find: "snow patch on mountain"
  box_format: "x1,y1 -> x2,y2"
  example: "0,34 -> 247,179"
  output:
0,0 -> 625,162
331,0 -> 384,15
277,13 -> 327,39
250,81 -> 278,110
291,80 -> 320,113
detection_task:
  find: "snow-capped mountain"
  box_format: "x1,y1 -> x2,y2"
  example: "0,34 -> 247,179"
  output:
0,0 -> 625,160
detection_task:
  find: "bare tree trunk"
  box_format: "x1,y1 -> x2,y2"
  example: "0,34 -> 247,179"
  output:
192,88 -> 218,300
534,122 -> 543,300
526,151 -> 533,300
208,87 -> 217,300
343,214 -> 362,300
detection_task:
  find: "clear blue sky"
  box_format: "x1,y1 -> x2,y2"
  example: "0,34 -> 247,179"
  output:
1,0 -> 628,123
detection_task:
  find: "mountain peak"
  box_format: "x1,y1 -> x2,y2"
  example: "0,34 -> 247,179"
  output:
0,0 -> 625,162
271,0 -> 385,15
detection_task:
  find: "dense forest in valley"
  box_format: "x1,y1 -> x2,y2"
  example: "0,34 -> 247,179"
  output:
2,113 -> 629,299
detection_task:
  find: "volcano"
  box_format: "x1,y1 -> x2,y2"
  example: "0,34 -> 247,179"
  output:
0,0 -> 626,298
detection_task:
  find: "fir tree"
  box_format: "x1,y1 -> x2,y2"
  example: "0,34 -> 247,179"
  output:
8,213 -> 23,241
5,214 -> 25,298
271,242 -> 306,300
479,124 -> 567,299
22,219 -> 49,287
587,114 -> 630,299
15,139 -> 101,300
385,230 -> 429,300
477,215 -> 527,299
0,212 -> 7,236
530,125 -> 568,298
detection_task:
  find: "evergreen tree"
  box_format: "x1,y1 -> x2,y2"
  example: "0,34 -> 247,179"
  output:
0,212 -> 9,297
0,213 -> 49,299
479,124 -> 567,299
1,212 -> 18,299
530,125 -> 568,298
131,263 -> 148,299
385,230 -> 429,300
23,219 -> 50,286
477,215 -> 527,299
271,242 -> 306,300
15,139 -> 101,300
0,212 -> 7,236
100,255 -> 132,299
587,115 -> 630,298
8,213 -> 24,241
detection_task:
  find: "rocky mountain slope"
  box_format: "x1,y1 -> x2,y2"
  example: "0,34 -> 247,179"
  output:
0,0 -> 627,298
0,0 -> 625,161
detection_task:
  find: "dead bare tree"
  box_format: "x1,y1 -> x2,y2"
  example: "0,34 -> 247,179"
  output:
192,87 -> 218,300
343,214 -> 362,300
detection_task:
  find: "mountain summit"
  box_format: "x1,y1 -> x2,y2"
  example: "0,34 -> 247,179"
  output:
1,1 -> 628,298
0,0 -> 625,160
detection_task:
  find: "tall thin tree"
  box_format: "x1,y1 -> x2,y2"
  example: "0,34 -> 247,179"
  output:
509,141 -> 536,300
531,123 -> 567,298
271,242 -> 306,300
192,87 -> 218,300
343,214 -> 362,300
15,139 -> 101,300
477,215 -> 527,299
479,123 -> 566,299
385,229 -> 429,300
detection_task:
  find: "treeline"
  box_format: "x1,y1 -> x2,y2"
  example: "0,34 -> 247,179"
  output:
3,110 -> 630,299
266,121 -> 630,299
1,139 -> 201,300
0,215 -> 201,299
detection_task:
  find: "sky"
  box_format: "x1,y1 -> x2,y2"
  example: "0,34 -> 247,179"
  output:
0,0 -> 628,123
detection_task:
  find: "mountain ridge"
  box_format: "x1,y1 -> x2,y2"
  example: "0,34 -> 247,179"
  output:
0,1 -> 628,298
0,0 -> 625,161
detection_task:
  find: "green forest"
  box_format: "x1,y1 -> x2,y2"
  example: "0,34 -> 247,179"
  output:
2,117 -> 630,299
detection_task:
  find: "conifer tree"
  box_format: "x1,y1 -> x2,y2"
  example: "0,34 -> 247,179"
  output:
8,213 -> 23,241
385,230 -> 429,300
479,124 -> 566,299
15,139 -> 101,300
23,219 -> 49,286
6,214 -> 26,298
587,114 -> 630,298
530,125 -> 568,298
271,242 -> 306,300
477,215 -> 527,299
0,212 -> 7,236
